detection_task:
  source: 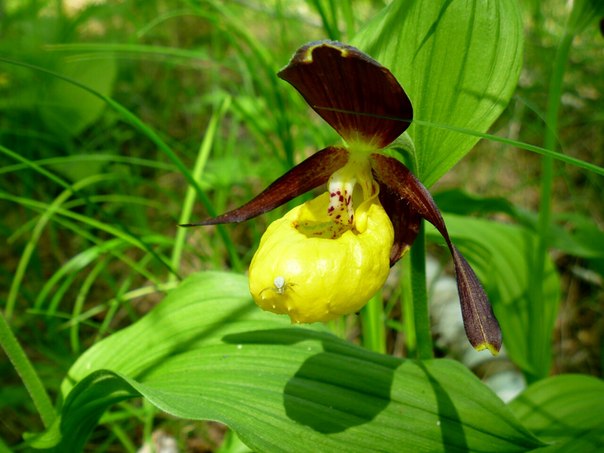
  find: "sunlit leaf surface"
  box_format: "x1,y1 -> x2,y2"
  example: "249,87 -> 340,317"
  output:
39,272 -> 541,452
509,375 -> 604,451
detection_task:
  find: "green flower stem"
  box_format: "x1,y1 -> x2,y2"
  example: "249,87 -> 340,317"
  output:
410,223 -> 434,359
361,292 -> 386,354
401,253 -> 416,357
0,310 -> 55,428
529,18 -> 575,383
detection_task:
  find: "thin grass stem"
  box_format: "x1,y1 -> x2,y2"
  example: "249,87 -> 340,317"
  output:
0,56 -> 240,268
172,96 -> 233,277
109,423 -> 137,453
528,17 -> 575,384
0,310 -> 56,428
314,107 -> 604,177
70,256 -> 109,354
5,173 -> 116,318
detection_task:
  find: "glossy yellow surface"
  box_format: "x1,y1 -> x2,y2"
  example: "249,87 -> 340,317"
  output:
249,188 -> 393,323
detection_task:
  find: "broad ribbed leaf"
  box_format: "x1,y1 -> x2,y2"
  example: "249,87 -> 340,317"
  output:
427,215 -> 560,377
508,375 -> 604,451
354,0 -> 523,186
36,272 -> 541,452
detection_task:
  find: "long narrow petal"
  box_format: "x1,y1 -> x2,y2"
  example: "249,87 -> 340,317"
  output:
181,146 -> 349,226
278,41 -> 413,149
376,182 -> 422,266
370,153 -> 502,354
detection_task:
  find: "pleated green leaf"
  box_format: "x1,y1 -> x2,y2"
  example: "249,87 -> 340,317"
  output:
354,0 -> 523,186
426,215 -> 560,378
34,272 -> 542,452
509,375 -> 604,451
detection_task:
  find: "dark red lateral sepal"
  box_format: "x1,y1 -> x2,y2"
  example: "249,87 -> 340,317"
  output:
278,41 -> 413,149
370,153 -> 502,354
181,146 -> 349,226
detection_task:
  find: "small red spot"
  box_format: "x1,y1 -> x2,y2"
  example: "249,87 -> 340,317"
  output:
339,195 -> 344,202
335,214 -> 341,219
336,190 -> 341,195
328,206 -> 335,213
330,192 -> 336,197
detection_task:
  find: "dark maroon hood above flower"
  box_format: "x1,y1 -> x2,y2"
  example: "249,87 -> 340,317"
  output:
278,41 -> 413,148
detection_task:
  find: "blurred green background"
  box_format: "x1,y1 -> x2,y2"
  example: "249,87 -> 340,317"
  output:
1,0 -> 602,450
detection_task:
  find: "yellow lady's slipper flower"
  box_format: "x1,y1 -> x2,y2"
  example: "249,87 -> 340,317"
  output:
249,154 -> 394,323
184,40 -> 502,355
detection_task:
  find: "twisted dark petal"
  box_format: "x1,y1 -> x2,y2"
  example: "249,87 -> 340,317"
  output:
278,40 -> 413,149
181,146 -> 349,226
377,181 -> 422,266
370,153 -> 502,354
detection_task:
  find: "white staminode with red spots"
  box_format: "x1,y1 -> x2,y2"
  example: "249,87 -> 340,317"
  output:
327,178 -> 355,226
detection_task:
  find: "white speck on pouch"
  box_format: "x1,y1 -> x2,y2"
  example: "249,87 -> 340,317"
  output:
260,275 -> 295,299
274,276 -> 286,294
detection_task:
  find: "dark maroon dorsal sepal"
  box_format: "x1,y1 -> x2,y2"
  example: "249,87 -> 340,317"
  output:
278,41 -> 413,149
